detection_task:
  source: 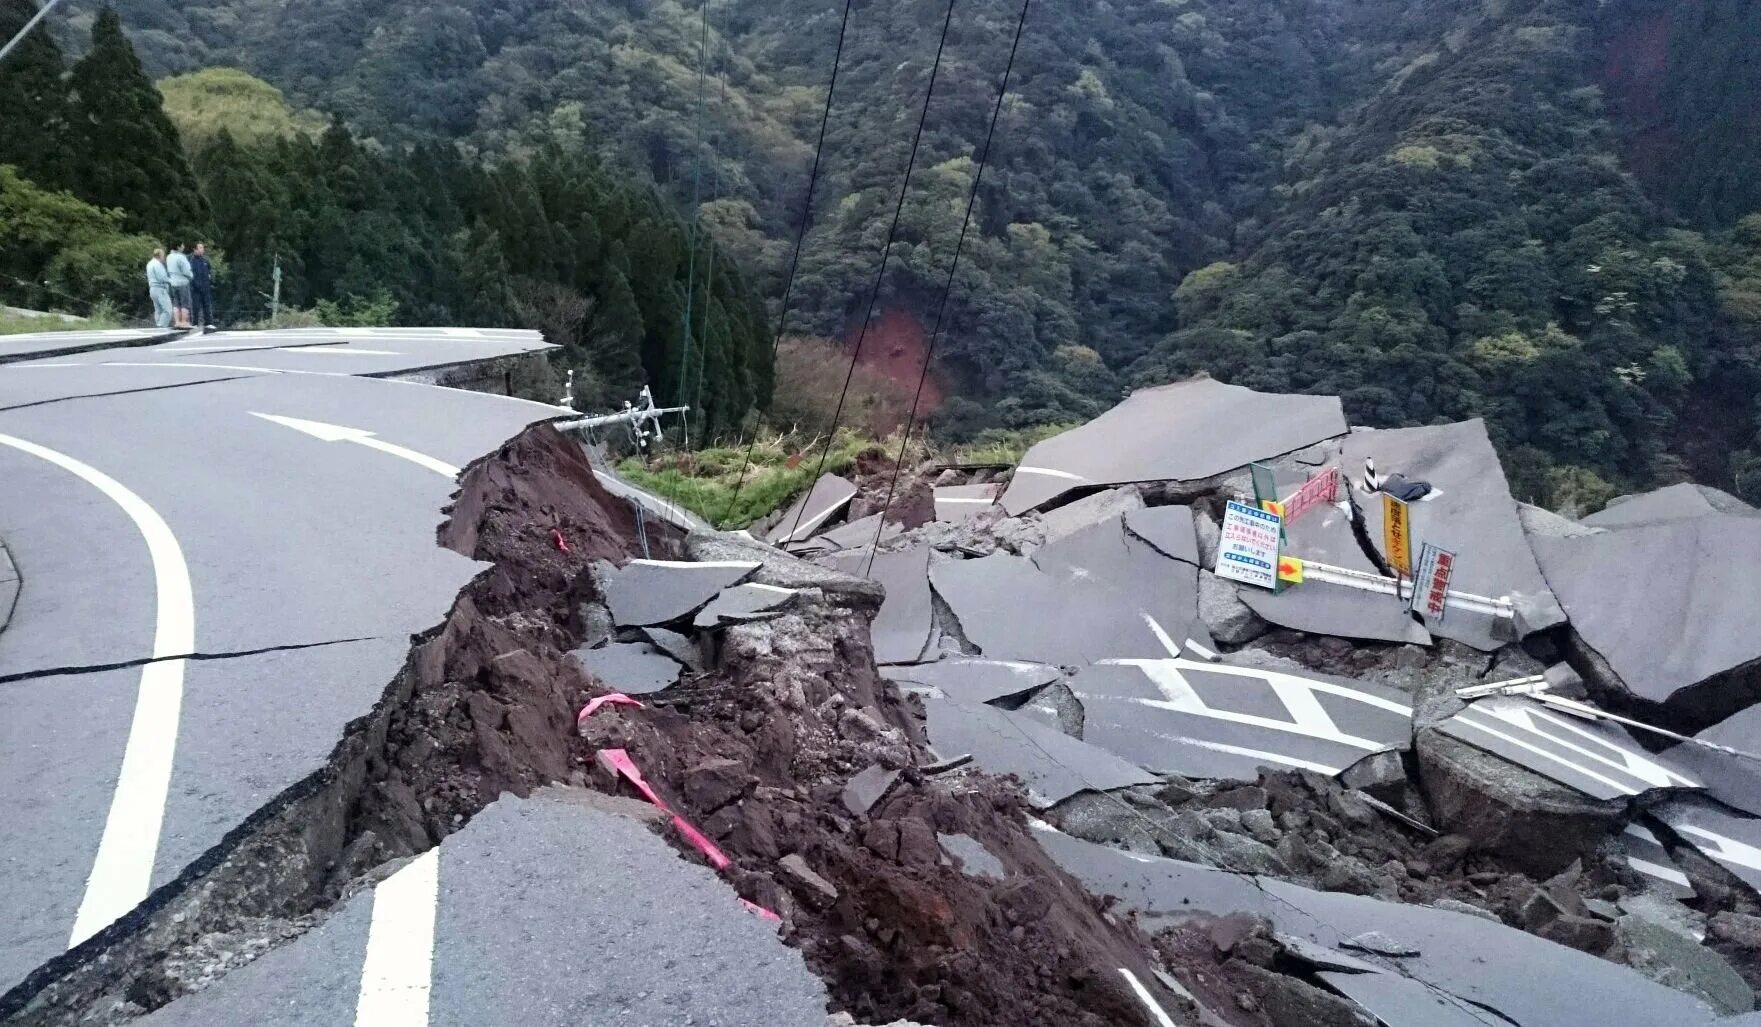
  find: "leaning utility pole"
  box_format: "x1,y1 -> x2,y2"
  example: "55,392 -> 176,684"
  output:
268,256 -> 281,326
555,385 -> 688,451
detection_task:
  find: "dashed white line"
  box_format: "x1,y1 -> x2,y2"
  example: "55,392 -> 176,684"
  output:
354,848 -> 441,1026
0,432 -> 195,947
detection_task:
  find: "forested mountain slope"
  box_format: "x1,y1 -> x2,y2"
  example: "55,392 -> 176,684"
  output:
51,0 -> 1761,505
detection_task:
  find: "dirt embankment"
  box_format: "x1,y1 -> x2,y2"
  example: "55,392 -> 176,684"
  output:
1,425 -> 1177,1026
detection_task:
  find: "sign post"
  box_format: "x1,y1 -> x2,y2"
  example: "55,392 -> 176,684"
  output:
1409,543 -> 1457,623
1382,492 -> 1413,585
1217,500 -> 1283,592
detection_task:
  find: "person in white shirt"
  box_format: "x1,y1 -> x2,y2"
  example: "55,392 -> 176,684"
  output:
145,249 -> 172,329
166,243 -> 194,329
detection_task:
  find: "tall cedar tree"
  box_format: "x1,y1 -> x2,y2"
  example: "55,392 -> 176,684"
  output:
0,0 -> 71,190
67,8 -> 209,238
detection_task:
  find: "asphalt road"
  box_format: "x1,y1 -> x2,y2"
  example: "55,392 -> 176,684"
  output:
0,335 -> 590,991
136,790 -> 831,1027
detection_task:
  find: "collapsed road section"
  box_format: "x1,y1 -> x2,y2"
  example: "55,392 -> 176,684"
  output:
6,344 -> 1761,1026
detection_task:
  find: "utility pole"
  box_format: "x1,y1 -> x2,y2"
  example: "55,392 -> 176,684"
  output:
269,256 -> 281,326
0,0 -> 64,65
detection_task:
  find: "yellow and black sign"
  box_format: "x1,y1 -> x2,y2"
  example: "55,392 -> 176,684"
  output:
1383,493 -> 1412,577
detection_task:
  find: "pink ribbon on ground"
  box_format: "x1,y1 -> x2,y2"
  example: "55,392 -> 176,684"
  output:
577,693 -> 644,725
740,898 -> 782,922
596,748 -> 733,871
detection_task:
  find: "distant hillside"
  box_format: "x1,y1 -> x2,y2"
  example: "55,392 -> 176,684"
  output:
63,0 -> 1761,504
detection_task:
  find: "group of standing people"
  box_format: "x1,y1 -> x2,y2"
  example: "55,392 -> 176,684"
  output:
145,243 -> 214,330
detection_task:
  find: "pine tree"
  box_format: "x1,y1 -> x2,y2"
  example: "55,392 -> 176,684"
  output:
0,0 -> 72,190
66,8 -> 210,237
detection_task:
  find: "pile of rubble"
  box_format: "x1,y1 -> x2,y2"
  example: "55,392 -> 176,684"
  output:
754,376 -> 1761,1025
18,376 -> 1761,1027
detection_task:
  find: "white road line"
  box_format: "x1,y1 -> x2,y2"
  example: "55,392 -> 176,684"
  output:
1118,968 -> 1178,1027
354,848 -> 441,1027
0,432 -> 194,947
272,348 -> 403,356
250,413 -> 460,478
1012,466 -> 1087,481
1626,856 -> 1692,888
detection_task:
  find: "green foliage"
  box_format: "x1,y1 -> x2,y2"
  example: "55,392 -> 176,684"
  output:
0,165 -> 159,316
0,0 -> 72,190
67,9 -> 210,238
157,67 -> 326,148
0,305 -> 120,334
615,430 -> 874,528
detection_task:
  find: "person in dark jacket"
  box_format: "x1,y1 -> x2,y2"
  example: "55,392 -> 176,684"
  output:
190,242 -> 215,329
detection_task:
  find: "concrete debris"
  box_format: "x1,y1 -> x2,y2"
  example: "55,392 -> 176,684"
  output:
1532,505 -> 1761,727
919,695 -> 1155,807
605,557 -> 759,626
1344,419 -> 1564,647
569,640 -> 683,694
1664,705 -> 1761,818
932,483 -> 1001,522
1242,579 -> 1433,646
785,511 -> 903,557
778,853 -> 841,908
693,581 -> 798,629
1585,482 -> 1758,529
1122,504 -> 1200,565
767,473 -> 858,545
999,378 -> 1348,514
1035,486 -> 1145,543
823,546 -> 933,664
1198,568 -> 1270,645
881,658 -> 1061,705
688,527 -> 885,609
641,625 -> 705,671
1653,797 -> 1761,895
1433,694 -> 1700,801
937,832 -> 1005,880
842,764 -> 901,816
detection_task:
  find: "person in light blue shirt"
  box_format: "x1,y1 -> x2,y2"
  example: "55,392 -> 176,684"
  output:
166,243 -> 194,329
146,249 -> 172,328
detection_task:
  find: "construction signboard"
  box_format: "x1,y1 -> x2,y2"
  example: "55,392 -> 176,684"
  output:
1283,466 -> 1340,525
1382,492 -> 1413,578
1410,542 -> 1456,622
1217,500 -> 1282,591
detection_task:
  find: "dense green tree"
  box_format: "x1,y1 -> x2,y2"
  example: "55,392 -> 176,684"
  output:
66,8 -> 209,237
0,0 -> 72,190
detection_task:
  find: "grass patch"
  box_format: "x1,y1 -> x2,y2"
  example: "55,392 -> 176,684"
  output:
618,429 -> 883,528
0,305 -> 120,335
948,423 -> 1074,466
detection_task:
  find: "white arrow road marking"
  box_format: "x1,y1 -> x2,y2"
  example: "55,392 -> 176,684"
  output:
250,413 -> 459,478
354,848 -> 441,1027
0,432 -> 194,947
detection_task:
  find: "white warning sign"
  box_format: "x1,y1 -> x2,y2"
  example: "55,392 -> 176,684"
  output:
1217,500 -> 1282,591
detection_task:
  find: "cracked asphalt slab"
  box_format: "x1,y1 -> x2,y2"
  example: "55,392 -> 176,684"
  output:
138,790 -> 831,1027
0,350 -> 573,989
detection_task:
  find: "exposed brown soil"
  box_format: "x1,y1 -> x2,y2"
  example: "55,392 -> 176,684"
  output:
844,308 -> 943,412
0,425 -> 1178,1026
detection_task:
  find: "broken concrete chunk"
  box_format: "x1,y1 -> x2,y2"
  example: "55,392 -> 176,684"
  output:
1621,822 -> 1698,900
1198,569 -> 1268,645
937,832 -> 1004,880
766,474 -> 858,545
841,764 -> 901,817
1340,930 -> 1420,957
1653,797 -> 1761,896
1664,704 -> 1761,818
1618,913 -> 1755,1015
568,641 -> 682,695
640,626 -> 704,672
920,695 -> 1154,808
824,546 -> 934,665
1532,511 -> 1761,725
1339,749 -> 1408,801
882,659 -> 1060,705
933,482 -> 1002,522
683,757 -> 751,812
1071,657 -> 1412,783
575,601 -> 614,649
1433,695 -> 1699,802
1035,486 -> 1145,544
1123,504 -> 1200,565
1241,580 -> 1434,647
693,581 -> 797,629
778,853 -> 839,908
1346,419 -> 1565,647
1000,379 -> 1348,515
605,558 -> 759,626
1585,482 -> 1757,529
1414,727 -> 1627,877
688,527 -> 885,608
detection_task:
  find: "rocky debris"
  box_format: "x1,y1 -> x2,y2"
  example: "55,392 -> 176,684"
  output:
882,659 -> 1061,706
822,546 -> 934,664
1035,486 -> 1145,543
688,527 -> 885,609
569,639 -> 683,694
1415,727 -> 1627,876
937,833 -> 1004,881
604,558 -> 759,626
1198,569 -> 1270,644
694,581 -> 798,628
919,695 -> 1156,807
1664,704 -> 1761,817
779,853 -> 841,908
843,764 -> 902,816
1619,910 -> 1755,1015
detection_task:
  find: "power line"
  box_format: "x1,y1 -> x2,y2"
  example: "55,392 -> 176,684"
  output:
782,0 -> 959,544
716,0 -> 856,527
864,0 -> 1029,577
0,0 -> 65,65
